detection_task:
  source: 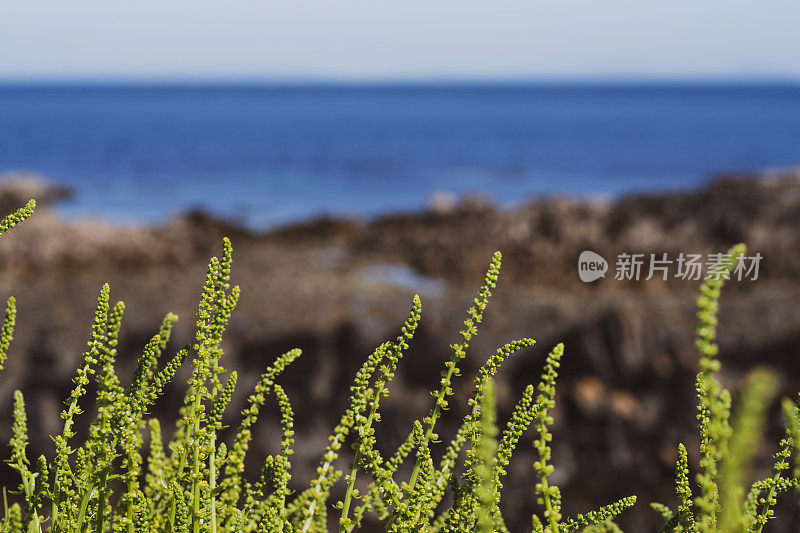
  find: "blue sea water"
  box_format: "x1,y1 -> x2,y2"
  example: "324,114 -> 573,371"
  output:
1,83 -> 799,228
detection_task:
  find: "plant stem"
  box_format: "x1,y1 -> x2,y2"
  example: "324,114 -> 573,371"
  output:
407,359 -> 457,491
191,398 -> 203,533
93,469 -> 109,533
209,434 -> 217,533
76,488 -> 93,533
541,480 -> 559,533
754,476 -> 781,533
126,474 -> 137,533
15,449 -> 41,531
339,388 -> 384,531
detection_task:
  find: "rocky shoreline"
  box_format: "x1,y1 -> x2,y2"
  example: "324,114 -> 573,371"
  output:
0,171 -> 799,530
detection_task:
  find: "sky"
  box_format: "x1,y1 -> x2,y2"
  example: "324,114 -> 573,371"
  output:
2,0 -> 799,81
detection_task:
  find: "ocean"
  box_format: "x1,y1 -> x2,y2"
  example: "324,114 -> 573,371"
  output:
1,83 -> 799,228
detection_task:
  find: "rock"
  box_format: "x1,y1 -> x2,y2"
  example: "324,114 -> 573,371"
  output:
0,171 -> 72,213
573,376 -> 605,415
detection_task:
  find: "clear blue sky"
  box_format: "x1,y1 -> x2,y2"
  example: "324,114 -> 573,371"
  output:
2,0 -> 799,81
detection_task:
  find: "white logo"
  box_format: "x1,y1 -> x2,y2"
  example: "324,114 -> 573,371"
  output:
578,251 -> 608,282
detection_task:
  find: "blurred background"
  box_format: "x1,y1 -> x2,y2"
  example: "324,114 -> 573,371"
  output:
1,1 -> 800,529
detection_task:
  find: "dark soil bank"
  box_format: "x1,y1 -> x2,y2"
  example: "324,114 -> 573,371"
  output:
0,171 -> 799,530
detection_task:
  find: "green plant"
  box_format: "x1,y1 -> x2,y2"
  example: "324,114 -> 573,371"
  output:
0,200 -> 633,532
0,201 -> 797,532
652,244 -> 800,532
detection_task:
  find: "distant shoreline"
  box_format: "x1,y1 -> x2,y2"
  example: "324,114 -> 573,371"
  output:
4,166 -> 797,232
1,168 -> 799,290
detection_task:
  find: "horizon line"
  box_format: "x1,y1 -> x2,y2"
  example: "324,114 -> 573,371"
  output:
1,75 -> 799,88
